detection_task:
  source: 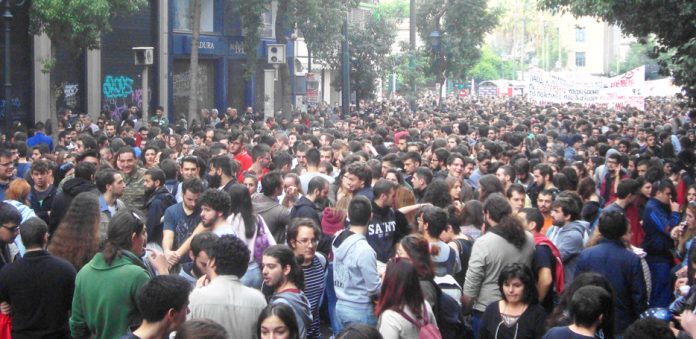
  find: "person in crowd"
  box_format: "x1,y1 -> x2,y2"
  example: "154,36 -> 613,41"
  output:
143,167 -> 176,246
547,193 -> 588,285
517,207 -> 562,314
47,192 -> 101,270
262,245 -> 313,338
0,148 -> 14,201
642,179 -> 680,307
70,210 -> 162,339
228,184 -> 275,288
174,156 -> 204,203
114,147 -> 147,214
368,179 -> 411,266
188,235 -> 267,338
252,171 -> 291,244
333,196 -> 381,332
123,275 -> 192,339
28,160 -> 57,225
49,162 -> 97,233
542,286 -> 614,339
228,131 -> 253,181
0,217 -> 76,339
179,232 -> 217,285
162,178 -> 204,265
574,210 -> 647,334
287,218 -> 327,339
462,193 -> 535,336
417,205 -> 459,277
257,303 -> 301,339
207,155 -> 237,193
375,258 -> 438,339
95,168 -> 127,240
290,176 -> 329,230
174,319 -> 228,339
478,263 -> 546,339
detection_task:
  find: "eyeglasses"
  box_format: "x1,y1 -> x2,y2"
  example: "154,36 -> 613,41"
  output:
1,224 -> 19,232
296,238 -> 318,246
0,162 -> 13,168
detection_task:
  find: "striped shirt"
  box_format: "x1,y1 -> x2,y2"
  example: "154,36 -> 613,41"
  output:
303,255 -> 326,339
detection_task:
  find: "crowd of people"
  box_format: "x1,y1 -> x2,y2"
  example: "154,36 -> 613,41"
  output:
0,94 -> 695,339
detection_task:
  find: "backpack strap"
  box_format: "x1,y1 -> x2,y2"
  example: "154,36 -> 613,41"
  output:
396,306 -> 425,328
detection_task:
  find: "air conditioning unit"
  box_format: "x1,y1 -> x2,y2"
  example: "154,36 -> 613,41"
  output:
133,47 -> 154,66
267,44 -> 286,64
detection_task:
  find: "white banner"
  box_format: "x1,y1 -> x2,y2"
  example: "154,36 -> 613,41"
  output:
527,66 -> 645,110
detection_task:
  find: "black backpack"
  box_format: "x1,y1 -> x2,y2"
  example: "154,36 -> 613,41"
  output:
430,280 -> 471,339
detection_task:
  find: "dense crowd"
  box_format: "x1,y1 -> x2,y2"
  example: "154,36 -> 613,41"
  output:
0,94 -> 694,339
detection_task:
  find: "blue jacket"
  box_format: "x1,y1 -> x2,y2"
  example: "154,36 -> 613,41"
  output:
575,239 -> 647,334
642,198 -> 680,259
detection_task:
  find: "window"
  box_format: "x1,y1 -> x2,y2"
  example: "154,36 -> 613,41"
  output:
575,52 -> 586,67
575,27 -> 586,42
173,0 -> 215,32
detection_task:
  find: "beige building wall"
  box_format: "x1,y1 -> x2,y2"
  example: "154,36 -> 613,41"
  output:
557,15 -> 619,75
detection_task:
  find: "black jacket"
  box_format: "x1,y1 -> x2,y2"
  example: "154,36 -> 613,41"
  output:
49,178 -> 97,235
30,186 -> 57,225
290,196 -> 321,226
146,186 -> 177,245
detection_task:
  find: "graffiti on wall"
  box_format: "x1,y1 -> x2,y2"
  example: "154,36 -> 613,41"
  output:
102,74 -> 150,121
0,98 -> 22,119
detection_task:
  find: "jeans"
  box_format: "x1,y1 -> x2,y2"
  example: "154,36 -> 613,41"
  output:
241,262 -> 262,289
471,310 -> 483,339
325,263 -> 340,335
334,301 -> 377,334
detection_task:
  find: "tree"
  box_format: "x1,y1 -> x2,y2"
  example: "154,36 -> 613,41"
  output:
620,36 -> 672,79
416,0 -> 500,101
30,0 -> 147,135
321,8 -> 397,105
235,0 -> 359,116
539,0 -> 696,106
188,0 -> 202,125
468,47 -> 515,82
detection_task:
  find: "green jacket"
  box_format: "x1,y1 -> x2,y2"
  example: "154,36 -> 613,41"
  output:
70,250 -> 150,339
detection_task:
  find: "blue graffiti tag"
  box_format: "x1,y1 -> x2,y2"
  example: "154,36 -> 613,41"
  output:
102,75 -> 134,100
0,97 -> 22,119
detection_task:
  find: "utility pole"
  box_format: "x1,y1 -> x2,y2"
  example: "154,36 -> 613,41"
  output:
341,13 -> 350,117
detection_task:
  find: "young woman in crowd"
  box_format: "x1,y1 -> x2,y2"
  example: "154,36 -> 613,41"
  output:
478,263 -> 547,339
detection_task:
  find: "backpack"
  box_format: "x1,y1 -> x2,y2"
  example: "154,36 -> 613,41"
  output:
430,280 -> 470,339
534,234 -> 565,294
452,238 -> 473,286
253,216 -> 271,264
397,304 -> 443,339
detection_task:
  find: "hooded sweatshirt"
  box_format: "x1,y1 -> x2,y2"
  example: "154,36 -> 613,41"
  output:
270,290 -> 313,339
547,220 -> 589,285
49,177 -> 98,234
332,230 -> 381,306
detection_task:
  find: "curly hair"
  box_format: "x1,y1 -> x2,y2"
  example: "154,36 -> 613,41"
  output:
210,235 -> 250,278
48,192 -> 101,270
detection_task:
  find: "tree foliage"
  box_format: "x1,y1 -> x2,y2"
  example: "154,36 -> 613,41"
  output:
416,0 -> 500,85
620,36 -> 672,79
539,0 -> 696,105
326,11 -> 397,103
468,48 -> 515,82
30,0 -> 147,52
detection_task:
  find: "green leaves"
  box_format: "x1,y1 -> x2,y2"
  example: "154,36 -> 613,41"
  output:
539,0 -> 696,106
30,0 -> 147,52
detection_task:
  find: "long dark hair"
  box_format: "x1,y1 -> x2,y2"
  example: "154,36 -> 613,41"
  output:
399,234 -> 435,280
375,258 -> 425,318
229,184 -> 256,239
498,263 -> 538,305
263,245 -> 304,290
101,209 -> 146,267
483,193 -> 527,249
256,303 -> 300,339
48,192 -> 101,270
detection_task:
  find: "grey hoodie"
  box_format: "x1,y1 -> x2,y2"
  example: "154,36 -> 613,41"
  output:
332,230 -> 382,306
547,219 -> 589,285
270,291 -> 313,338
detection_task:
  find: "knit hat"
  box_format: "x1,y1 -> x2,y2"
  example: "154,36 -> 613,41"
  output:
321,207 -> 346,236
